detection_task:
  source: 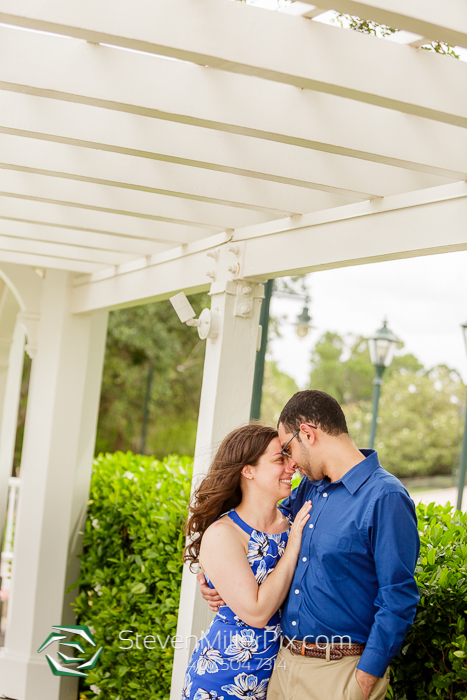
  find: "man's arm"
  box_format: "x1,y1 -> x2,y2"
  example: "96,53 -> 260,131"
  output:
357,490 -> 420,680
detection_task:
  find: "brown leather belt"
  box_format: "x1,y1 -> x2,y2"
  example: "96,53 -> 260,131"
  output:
282,637 -> 365,660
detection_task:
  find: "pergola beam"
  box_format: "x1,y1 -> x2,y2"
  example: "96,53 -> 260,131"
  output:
239,182 -> 467,279
71,233 -> 232,313
1,29 -> 467,181
0,0 -> 466,127
299,0 -> 467,48
72,183 -> 467,313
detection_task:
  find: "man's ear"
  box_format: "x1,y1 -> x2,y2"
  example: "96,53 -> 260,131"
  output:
300,424 -> 316,445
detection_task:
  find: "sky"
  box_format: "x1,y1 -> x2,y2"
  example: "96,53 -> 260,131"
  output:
269,250 -> 467,388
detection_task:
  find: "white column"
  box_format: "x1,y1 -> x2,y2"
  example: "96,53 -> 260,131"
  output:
170,246 -> 264,700
0,322 -> 25,563
0,270 -> 108,700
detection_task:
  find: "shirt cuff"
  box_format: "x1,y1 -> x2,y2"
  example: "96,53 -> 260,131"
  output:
357,647 -> 392,678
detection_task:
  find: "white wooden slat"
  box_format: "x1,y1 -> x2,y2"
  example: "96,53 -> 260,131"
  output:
0,233 -> 135,266
0,195 -> 213,246
1,29 -> 466,180
0,132 -> 347,215
0,250 -> 103,274
0,166 -> 276,231
0,92 -> 456,197
0,0 -> 465,126
298,0 -> 467,48
0,217 -> 172,256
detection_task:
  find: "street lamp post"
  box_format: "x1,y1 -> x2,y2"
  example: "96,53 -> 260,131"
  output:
250,283 -> 311,420
456,320 -> 467,511
367,319 -> 399,450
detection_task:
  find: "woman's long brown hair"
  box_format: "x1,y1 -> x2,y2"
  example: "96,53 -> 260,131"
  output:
183,423 -> 278,572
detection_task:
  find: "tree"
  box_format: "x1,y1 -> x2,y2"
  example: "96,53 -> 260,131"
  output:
96,293 -> 209,457
308,332 -> 465,479
261,360 -> 299,426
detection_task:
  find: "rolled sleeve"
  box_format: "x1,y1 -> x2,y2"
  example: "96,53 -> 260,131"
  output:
357,491 -> 420,677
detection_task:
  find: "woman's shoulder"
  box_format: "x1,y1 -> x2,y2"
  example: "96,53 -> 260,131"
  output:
203,512 -> 242,543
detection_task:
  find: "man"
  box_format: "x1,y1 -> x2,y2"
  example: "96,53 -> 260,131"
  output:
198,390 -> 420,700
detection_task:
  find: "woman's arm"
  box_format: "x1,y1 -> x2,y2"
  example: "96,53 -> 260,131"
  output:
199,501 -> 311,628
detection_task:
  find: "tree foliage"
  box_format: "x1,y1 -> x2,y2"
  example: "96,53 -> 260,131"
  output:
96,294 -> 209,458
309,333 -> 465,479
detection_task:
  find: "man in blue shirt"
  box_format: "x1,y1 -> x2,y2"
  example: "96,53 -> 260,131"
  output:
199,390 -> 420,700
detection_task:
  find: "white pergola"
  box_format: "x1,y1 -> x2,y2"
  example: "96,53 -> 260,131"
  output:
0,0 -> 466,698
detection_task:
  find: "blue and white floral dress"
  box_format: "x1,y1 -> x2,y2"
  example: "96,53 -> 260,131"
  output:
182,508 -> 291,700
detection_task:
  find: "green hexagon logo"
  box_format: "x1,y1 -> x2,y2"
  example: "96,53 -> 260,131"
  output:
37,625 -> 103,677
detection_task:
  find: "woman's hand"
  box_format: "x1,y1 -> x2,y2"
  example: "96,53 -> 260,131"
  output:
286,500 -> 312,555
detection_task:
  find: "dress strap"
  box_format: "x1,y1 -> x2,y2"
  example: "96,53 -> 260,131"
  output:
228,509 -> 254,536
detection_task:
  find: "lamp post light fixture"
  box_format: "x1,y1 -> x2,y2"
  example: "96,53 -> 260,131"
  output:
456,319 -> 467,511
296,305 -> 312,338
368,319 -> 399,450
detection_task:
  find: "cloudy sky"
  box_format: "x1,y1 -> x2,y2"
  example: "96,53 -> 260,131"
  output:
269,250 -> 467,388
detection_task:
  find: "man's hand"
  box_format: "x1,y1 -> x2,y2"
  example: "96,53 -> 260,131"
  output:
355,668 -> 379,700
197,571 -> 225,612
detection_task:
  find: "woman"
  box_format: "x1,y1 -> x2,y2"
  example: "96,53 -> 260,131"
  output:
182,424 -> 312,700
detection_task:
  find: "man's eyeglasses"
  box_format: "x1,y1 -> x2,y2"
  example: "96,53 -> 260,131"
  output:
281,424 -> 318,458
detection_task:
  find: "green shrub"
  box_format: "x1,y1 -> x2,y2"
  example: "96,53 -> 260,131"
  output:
73,451 -> 192,700
389,502 -> 467,699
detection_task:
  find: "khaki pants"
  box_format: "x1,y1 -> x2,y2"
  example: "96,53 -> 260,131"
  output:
267,646 -> 390,700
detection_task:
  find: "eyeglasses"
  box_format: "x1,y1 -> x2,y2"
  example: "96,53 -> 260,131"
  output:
281,424 -> 318,458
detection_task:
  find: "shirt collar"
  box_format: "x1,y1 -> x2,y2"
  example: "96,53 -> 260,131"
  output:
316,449 -> 381,495
339,449 -> 380,494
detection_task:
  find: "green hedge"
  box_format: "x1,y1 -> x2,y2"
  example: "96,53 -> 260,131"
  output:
74,452 -> 192,700
74,454 -> 467,699
389,502 -> 467,699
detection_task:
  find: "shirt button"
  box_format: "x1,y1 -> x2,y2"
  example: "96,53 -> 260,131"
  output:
302,557 -> 307,562
323,493 -> 328,497
309,524 -> 314,529
292,621 -> 297,626
295,589 -> 300,594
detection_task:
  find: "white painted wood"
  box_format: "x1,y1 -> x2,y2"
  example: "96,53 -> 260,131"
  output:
0,0 -> 465,127
298,0 -> 467,48
0,271 -> 108,700
0,251 -> 103,274
0,133 -> 307,216
0,322 -> 24,569
238,183 -> 467,279
0,92 -> 456,197
71,234 -> 233,313
72,183 -> 467,313
0,231 -> 135,267
0,193 -> 211,247
170,249 -> 264,699
0,169 -> 227,233
0,218 -> 172,256
1,29 -> 466,179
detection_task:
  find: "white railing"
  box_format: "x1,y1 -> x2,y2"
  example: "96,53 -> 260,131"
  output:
1,476 -> 20,597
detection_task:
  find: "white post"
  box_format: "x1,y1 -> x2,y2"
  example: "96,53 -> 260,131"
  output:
170,245 -> 264,700
0,270 -> 108,700
0,322 -> 26,560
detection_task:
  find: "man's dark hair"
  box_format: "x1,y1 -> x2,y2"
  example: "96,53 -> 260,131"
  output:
278,390 -> 348,437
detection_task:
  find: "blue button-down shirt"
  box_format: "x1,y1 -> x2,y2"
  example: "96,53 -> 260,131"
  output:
278,449 -> 420,677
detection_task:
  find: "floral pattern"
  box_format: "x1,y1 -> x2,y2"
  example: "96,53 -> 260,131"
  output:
222,673 -> 269,699
182,509 -> 290,699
